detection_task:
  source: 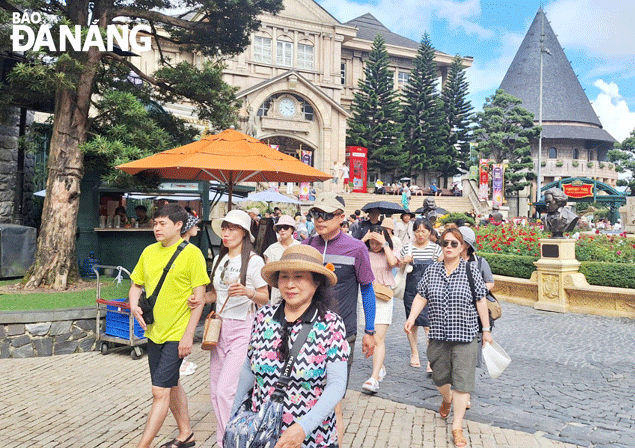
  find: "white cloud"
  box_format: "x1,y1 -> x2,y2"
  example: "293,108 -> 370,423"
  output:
591,80 -> 635,143
316,0 -> 493,40
545,0 -> 635,58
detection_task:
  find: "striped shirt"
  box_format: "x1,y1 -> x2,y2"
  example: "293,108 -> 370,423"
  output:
399,241 -> 442,262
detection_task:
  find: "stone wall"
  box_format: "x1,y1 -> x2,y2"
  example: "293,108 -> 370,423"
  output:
0,308 -> 102,358
0,107 -> 19,222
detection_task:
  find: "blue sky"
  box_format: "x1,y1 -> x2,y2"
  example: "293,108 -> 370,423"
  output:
316,0 -> 635,143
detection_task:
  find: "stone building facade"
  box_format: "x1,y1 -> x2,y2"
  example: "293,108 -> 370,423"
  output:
132,0 -> 471,180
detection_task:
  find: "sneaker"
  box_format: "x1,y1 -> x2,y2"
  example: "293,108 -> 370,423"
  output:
362,377 -> 380,394
378,366 -> 386,382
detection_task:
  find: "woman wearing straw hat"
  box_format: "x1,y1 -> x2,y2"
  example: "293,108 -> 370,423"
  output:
263,215 -> 300,305
191,209 -> 269,447
230,245 -> 349,448
404,228 -> 492,448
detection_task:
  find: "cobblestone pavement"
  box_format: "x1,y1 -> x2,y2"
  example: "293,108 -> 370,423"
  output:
349,300 -> 635,448
0,307 -> 580,448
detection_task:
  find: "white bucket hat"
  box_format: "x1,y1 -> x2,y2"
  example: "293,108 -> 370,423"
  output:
212,210 -> 255,243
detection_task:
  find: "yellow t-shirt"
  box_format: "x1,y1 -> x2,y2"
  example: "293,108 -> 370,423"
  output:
130,239 -> 210,344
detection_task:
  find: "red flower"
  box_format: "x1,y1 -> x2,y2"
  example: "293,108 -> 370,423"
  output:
595,229 -> 600,234
617,251 -> 622,255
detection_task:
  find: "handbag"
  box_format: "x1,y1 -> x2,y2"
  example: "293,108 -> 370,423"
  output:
465,259 -> 501,331
374,282 -> 393,302
393,244 -> 412,300
223,308 -> 318,448
201,299 -> 229,350
138,241 -> 188,325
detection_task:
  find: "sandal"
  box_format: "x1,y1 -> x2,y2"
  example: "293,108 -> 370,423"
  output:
160,433 -> 195,448
410,356 -> 421,368
452,428 -> 467,447
439,399 -> 452,419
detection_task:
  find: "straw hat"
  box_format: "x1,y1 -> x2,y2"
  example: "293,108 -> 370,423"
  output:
212,209 -> 255,243
380,218 -> 394,231
274,215 -> 297,229
261,245 -> 337,288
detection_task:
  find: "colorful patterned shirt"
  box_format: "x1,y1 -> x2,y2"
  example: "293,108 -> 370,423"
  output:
247,304 -> 350,447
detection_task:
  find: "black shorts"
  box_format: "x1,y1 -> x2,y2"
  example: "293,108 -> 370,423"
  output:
147,340 -> 183,388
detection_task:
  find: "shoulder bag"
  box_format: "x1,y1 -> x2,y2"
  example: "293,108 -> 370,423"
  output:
223,307 -> 318,448
465,260 -> 501,331
138,241 -> 189,325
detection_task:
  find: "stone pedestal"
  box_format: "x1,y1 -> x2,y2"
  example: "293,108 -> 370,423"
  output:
533,238 -> 585,313
621,197 -> 635,234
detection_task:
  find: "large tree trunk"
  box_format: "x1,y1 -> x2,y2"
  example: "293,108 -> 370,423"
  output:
24,48 -> 100,290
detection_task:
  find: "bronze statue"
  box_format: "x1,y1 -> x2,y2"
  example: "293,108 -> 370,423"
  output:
543,188 -> 579,237
421,198 -> 437,222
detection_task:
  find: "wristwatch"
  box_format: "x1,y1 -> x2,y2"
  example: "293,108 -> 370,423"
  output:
383,242 -> 389,248
364,329 -> 376,336
481,327 -> 491,332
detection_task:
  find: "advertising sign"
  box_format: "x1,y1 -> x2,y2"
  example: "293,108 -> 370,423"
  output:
563,182 -> 594,199
301,150 -> 313,166
299,182 -> 310,201
492,164 -> 504,207
479,159 -> 489,200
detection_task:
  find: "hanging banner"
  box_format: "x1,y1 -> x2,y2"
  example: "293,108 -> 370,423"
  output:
479,159 -> 489,200
492,164 -> 504,207
299,182 -> 310,201
301,150 -> 313,166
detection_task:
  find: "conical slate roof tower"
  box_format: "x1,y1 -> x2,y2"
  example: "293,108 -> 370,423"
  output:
500,9 -> 615,143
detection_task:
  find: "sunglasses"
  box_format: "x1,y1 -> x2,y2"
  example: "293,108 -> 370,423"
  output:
277,225 -> 293,232
441,240 -> 460,248
308,210 -> 341,221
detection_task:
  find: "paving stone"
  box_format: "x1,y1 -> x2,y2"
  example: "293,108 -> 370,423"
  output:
32,338 -> 53,356
49,321 -> 72,336
7,324 -> 25,336
10,334 -> 31,348
53,340 -> 78,355
71,326 -> 87,339
12,344 -> 34,358
54,333 -> 71,344
25,322 -> 52,336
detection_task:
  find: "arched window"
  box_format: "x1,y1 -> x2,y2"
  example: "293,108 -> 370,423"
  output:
588,149 -> 594,161
276,35 -> 293,67
297,39 -> 314,69
548,147 -> 557,159
573,148 -> 579,159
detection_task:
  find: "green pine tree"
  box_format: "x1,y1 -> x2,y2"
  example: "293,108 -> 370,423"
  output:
473,89 -> 541,194
608,129 -> 635,196
347,35 -> 405,176
441,55 -> 473,175
401,34 -> 448,181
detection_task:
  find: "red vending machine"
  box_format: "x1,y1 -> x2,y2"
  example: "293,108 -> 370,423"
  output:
346,146 -> 367,193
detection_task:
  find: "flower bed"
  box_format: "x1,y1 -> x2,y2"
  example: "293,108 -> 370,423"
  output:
474,224 -> 635,288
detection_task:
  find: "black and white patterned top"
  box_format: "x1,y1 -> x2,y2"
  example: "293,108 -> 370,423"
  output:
247,304 -> 349,447
416,259 -> 487,343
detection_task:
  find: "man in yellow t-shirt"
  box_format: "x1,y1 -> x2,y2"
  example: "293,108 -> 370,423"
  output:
129,204 -> 209,448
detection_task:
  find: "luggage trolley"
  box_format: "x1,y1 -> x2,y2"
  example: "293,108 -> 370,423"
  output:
94,265 -> 147,359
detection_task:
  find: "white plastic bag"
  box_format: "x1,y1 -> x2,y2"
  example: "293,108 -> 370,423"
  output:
482,341 -> 511,379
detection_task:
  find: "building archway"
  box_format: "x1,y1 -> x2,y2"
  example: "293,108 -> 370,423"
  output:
260,135 -> 317,166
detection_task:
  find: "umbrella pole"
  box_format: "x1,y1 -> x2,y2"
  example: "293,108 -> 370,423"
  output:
228,183 -> 233,211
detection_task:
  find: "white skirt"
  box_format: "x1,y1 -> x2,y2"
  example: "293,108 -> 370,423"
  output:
374,297 -> 394,325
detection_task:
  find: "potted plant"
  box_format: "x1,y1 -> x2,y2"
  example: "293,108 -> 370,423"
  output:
599,162 -> 605,169
587,161 -> 594,168
540,161 -> 546,167
572,161 -> 580,167
556,160 -> 564,167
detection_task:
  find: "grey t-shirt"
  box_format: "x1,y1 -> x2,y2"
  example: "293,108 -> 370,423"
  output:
470,254 -> 494,284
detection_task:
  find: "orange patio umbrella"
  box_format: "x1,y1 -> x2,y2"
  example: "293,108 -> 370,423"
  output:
116,129 -> 332,209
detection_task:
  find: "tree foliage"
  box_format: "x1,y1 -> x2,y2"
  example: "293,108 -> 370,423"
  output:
401,34 -> 448,179
608,129 -> 635,196
0,0 -> 283,289
473,89 -> 541,194
440,55 -> 473,174
347,35 -> 405,175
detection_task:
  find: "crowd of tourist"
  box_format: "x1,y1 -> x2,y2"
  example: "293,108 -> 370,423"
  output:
128,192 -> 502,448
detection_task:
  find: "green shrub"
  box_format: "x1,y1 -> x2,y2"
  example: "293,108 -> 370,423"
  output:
599,162 -> 605,169
438,212 -> 476,226
540,161 -> 546,167
587,161 -> 594,168
572,161 -> 579,167
580,262 -> 635,289
556,161 -> 563,167
478,252 -> 538,279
